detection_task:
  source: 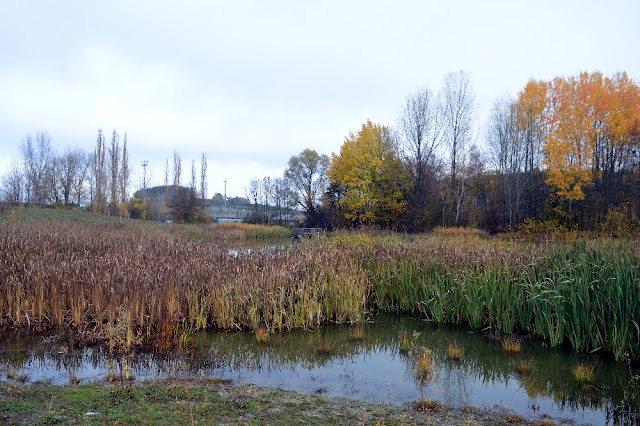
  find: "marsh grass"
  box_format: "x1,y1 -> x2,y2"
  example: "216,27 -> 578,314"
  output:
413,347 -> 435,382
412,397 -> 442,412
1,223 -> 639,361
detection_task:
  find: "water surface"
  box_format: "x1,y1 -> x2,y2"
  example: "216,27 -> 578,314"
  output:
1,314 -> 638,425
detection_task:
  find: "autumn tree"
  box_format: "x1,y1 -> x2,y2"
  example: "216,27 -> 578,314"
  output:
544,76 -> 594,211
328,120 -> 410,226
284,149 -> 330,226
515,79 -> 548,220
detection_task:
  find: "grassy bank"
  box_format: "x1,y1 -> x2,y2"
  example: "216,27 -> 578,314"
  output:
0,379 -> 540,425
1,222 -> 638,360
0,206 -> 291,240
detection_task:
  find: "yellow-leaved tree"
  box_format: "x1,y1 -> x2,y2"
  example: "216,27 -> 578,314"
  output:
543,75 -> 594,204
328,120 -> 410,226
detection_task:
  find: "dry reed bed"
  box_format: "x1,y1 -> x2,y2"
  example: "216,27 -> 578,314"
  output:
1,223 -> 639,360
0,222 -> 367,339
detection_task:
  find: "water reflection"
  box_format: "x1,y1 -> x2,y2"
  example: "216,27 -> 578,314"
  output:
1,314 -> 638,424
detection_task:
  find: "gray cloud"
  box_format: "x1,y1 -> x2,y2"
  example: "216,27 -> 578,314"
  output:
1,0 -> 638,197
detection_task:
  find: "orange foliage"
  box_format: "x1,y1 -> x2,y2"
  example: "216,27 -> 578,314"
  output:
516,72 -> 640,203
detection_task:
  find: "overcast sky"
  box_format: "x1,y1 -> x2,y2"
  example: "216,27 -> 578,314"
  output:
1,0 -> 639,197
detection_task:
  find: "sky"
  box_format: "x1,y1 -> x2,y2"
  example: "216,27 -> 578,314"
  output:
1,0 -> 639,198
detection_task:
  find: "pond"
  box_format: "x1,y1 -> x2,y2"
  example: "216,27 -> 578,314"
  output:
1,314 -> 638,425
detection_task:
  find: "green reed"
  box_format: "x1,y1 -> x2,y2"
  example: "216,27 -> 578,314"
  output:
365,237 -> 639,361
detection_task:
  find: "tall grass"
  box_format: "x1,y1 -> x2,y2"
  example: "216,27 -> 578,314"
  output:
1,223 -> 638,361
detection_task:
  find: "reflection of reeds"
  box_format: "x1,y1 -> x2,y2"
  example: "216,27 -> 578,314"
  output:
502,337 -> 521,353
447,343 -> 463,360
316,343 -> 332,355
1,224 -> 639,361
514,360 -> 534,375
350,327 -> 364,341
572,364 -> 595,383
255,326 -> 270,343
399,330 -> 419,353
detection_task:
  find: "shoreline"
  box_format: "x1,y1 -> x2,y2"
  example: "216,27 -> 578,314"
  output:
0,377 -> 560,425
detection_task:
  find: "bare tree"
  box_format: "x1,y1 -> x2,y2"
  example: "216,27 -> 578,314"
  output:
190,159 -> 196,192
261,176 -> 273,221
172,151 -> 182,189
273,176 -> 292,225
20,133 -> 36,204
20,131 -> 52,205
2,161 -> 24,204
120,133 -> 129,203
487,97 -> 526,229
58,147 -> 87,206
441,71 -> 476,225
44,154 -> 62,206
74,153 -> 90,206
92,128 -> 108,212
246,177 -> 260,211
108,130 -> 120,212
199,153 -> 208,201
398,86 -> 443,202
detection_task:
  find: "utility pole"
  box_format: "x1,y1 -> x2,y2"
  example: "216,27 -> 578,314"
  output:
223,178 -> 228,217
141,160 -> 149,200
141,161 -> 149,189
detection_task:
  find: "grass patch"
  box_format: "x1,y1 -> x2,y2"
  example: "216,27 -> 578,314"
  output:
2,379 -> 535,425
0,205 -> 141,224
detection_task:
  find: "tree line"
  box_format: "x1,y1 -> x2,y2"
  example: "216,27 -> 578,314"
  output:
2,129 -> 130,214
3,70 -> 639,232
277,70 -> 639,232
